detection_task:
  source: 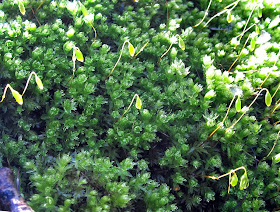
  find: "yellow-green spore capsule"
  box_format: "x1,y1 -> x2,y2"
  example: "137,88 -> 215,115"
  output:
10,86 -> 23,105
265,91 -> 272,107
178,36 -> 185,51
136,96 -> 142,109
128,43 -> 135,57
235,96 -> 241,112
19,1 -> 25,15
74,47 -> 84,62
239,173 -> 249,190
230,172 -> 238,187
35,75 -> 44,90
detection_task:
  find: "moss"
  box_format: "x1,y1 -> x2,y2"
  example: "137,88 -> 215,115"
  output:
0,0 -> 280,211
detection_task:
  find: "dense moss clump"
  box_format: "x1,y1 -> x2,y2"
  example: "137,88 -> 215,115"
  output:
0,0 -> 280,211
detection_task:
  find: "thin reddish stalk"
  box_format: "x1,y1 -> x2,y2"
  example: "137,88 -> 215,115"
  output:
28,4 -> 41,26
